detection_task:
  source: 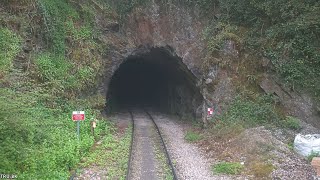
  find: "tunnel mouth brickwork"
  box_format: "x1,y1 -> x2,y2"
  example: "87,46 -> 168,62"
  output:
106,46 -> 203,120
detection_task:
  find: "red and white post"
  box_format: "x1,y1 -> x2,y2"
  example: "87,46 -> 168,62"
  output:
72,111 -> 85,140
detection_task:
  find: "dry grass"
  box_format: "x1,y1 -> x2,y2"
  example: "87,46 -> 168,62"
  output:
209,122 -> 245,140
247,161 -> 274,178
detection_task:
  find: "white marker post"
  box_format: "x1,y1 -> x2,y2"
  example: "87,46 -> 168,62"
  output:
91,120 -> 97,138
207,108 -> 214,117
72,111 -> 85,140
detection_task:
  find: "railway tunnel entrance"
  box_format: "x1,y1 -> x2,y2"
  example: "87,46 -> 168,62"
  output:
106,46 -> 203,120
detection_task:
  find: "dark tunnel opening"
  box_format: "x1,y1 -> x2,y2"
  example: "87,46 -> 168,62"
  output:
106,47 -> 203,120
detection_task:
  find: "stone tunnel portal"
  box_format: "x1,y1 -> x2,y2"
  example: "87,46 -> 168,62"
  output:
106,47 -> 203,120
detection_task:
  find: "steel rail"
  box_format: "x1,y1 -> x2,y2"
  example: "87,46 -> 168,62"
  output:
126,110 -> 134,180
145,110 -> 178,180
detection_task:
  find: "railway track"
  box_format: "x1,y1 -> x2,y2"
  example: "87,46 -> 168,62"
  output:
126,109 -> 178,180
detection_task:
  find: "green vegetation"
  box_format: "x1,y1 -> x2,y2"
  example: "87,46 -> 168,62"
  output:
287,141 -> 294,151
34,53 -> 97,95
35,0 -> 104,96
184,130 -> 203,142
38,0 -> 79,54
210,94 -> 303,131
283,116 -> 301,130
0,0 -> 118,179
0,87 -> 107,179
80,123 -> 131,179
37,0 -> 97,55
203,0 -> 320,101
204,22 -> 240,54
307,151 -> 319,162
212,162 -> 243,175
0,28 -> 21,73
106,0 -> 149,18
211,94 -> 280,128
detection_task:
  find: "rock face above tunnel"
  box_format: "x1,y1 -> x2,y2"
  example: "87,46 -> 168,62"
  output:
125,2 -> 205,76
106,1 -> 207,79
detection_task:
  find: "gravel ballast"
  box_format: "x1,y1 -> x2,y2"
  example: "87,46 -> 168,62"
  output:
151,112 -> 218,180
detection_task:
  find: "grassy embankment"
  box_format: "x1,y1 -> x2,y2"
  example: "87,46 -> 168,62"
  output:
0,0 -> 130,179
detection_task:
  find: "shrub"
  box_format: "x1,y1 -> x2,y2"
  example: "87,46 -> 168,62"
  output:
0,28 -> 21,73
34,53 -> 70,81
34,52 -> 99,96
212,162 -> 244,175
211,94 -> 281,128
184,131 -> 202,142
283,116 -> 301,130
38,0 -> 79,54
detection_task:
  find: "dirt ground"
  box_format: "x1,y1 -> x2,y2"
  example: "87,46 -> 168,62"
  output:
196,126 -> 318,179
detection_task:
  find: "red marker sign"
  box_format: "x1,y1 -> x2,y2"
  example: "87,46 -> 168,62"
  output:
207,108 -> 214,116
72,111 -> 85,121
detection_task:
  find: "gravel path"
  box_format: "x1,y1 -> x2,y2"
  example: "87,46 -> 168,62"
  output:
151,112 -> 220,180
